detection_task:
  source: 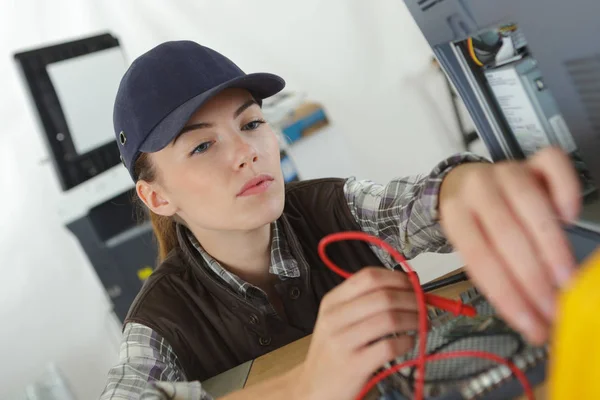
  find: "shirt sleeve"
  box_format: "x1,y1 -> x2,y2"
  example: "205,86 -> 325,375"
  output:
344,152 -> 490,266
100,322 -> 213,400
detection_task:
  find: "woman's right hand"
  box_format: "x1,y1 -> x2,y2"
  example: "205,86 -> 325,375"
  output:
295,267 -> 419,399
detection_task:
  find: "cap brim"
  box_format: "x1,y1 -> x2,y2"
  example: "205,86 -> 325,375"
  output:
139,73 -> 285,153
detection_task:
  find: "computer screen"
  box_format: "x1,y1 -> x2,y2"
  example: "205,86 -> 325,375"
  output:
46,47 -> 126,156
14,33 -> 126,191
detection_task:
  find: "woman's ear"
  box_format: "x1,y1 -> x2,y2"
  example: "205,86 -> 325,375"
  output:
136,180 -> 177,217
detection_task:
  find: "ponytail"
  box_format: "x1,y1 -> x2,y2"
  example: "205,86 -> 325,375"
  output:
148,211 -> 178,262
134,153 -> 179,263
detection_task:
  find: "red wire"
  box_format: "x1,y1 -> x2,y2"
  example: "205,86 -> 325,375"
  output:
317,231 -> 535,400
356,351 -> 533,400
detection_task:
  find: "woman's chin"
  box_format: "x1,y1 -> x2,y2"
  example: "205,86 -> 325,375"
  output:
243,195 -> 285,228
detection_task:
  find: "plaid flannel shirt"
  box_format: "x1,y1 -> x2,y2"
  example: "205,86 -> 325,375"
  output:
99,153 -> 486,400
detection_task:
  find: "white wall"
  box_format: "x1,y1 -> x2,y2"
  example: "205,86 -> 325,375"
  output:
1,1 -> 489,398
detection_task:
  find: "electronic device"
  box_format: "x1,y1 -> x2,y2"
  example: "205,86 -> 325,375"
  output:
403,0 -> 600,264
374,287 -> 546,400
13,34 -> 157,321
321,232 -> 543,400
385,2 -> 600,398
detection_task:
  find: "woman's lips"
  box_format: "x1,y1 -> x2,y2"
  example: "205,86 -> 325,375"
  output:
237,174 -> 274,197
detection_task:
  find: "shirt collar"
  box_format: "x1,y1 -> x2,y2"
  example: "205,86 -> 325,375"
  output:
185,220 -> 300,297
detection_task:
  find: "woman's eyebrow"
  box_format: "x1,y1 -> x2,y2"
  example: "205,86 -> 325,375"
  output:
172,99 -> 258,145
172,122 -> 213,145
233,99 -> 258,119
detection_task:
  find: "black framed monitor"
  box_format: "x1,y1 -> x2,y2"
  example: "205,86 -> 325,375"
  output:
14,33 -> 125,191
404,0 -> 600,263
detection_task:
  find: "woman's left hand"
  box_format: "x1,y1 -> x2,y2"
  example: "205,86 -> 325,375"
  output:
438,147 -> 582,345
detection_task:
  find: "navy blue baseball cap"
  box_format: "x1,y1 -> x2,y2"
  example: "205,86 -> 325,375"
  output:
113,40 -> 285,181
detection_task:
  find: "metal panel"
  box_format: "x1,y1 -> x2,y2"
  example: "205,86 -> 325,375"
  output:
66,213 -> 157,322
433,44 -> 519,160
404,0 -> 600,185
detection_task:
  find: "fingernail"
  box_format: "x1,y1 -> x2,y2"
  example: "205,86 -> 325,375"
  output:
560,199 -> 578,222
516,312 -> 535,336
556,266 -> 574,288
542,298 -> 556,320
566,201 -> 580,223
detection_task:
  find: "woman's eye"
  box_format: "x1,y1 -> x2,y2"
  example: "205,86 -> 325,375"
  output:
242,119 -> 266,131
191,141 -> 213,155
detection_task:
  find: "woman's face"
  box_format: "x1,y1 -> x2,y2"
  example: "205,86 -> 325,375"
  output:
138,88 -> 285,232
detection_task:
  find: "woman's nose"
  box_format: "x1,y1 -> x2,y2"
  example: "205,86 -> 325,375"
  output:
233,136 -> 258,170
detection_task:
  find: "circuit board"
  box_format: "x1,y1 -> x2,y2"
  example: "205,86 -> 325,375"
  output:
374,288 -> 547,400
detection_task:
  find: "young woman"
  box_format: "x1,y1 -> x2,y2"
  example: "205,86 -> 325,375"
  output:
100,41 -> 581,400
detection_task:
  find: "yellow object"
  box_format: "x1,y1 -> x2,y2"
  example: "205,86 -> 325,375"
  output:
467,37 -> 484,67
137,266 -> 154,281
550,248 -> 600,399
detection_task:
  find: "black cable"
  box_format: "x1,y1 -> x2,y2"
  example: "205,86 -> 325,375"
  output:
422,271 -> 469,293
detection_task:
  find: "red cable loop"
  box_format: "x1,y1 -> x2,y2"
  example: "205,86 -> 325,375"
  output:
317,231 -> 534,400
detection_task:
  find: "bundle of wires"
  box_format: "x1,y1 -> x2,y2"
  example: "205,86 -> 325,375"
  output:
317,231 -> 534,400
466,30 -> 504,67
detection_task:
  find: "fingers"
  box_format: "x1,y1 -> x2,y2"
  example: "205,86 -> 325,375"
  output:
528,147 -> 582,223
495,163 -> 576,289
308,267 -> 419,395
441,195 -> 549,344
321,268 -> 413,312
319,268 -> 418,347
356,335 -> 417,378
470,166 -> 558,322
340,310 -> 418,350
325,289 -> 418,334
